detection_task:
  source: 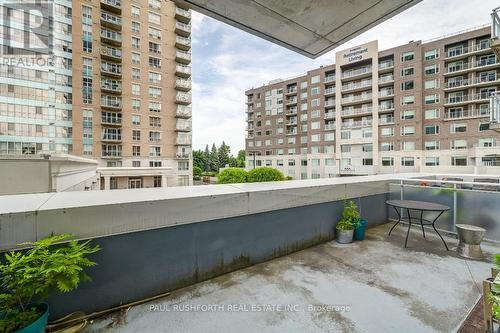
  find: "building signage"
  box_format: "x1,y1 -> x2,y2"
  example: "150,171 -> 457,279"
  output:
344,47 -> 368,62
336,40 -> 378,66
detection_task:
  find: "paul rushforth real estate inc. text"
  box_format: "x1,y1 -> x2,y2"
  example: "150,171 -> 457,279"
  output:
149,303 -> 351,313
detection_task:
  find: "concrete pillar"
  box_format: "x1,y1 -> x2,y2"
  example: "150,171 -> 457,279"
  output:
103,176 -> 110,190
161,175 -> 168,188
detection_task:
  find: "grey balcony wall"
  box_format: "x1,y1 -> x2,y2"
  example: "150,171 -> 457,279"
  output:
45,193 -> 388,319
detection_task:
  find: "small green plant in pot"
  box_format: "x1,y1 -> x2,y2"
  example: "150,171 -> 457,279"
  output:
0,234 -> 100,333
336,201 -> 361,244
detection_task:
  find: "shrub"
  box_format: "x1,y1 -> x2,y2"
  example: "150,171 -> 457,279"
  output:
193,166 -> 202,178
246,167 -> 285,183
336,200 -> 360,230
217,168 -> 248,184
0,234 -> 100,332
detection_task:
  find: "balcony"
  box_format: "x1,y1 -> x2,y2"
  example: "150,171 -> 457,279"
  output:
176,92 -> 191,105
175,21 -> 191,37
494,8 -> 500,57
324,100 -> 335,108
379,116 -> 395,125
286,107 -> 297,115
176,64 -> 191,78
285,87 -> 297,95
341,119 -> 372,128
286,97 -> 297,105
176,50 -> 191,64
100,0 -> 121,13
444,93 -> 491,106
100,11 -> 122,29
101,62 -> 122,77
378,60 -> 394,72
286,129 -> 297,135
444,108 -> 490,120
176,152 -> 191,159
101,114 -> 122,126
341,80 -> 372,92
101,96 -> 122,109
176,106 -> 192,118
324,122 -> 336,130
175,136 -> 192,145
445,58 -> 500,75
341,93 -> 372,105
378,75 -> 394,86
100,46 -> 122,61
175,78 -> 191,91
324,87 -> 335,96
100,29 -> 122,46
175,6 -> 191,23
324,75 -> 335,83
175,120 -> 192,132
101,147 -> 122,158
341,66 -> 372,80
378,88 -> 394,99
379,103 -> 395,112
101,80 -> 122,93
2,174 -> 494,332
101,132 -> 122,142
324,112 -> 336,119
285,119 -> 297,126
341,106 -> 372,117
175,36 -> 191,51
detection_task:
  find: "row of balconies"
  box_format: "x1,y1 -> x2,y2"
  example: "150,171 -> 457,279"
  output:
445,41 -> 491,59
445,58 -> 499,75
444,75 -> 500,90
444,108 -> 490,120
444,92 -> 491,105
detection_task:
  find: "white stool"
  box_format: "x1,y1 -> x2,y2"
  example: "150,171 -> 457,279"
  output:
455,224 -> 486,259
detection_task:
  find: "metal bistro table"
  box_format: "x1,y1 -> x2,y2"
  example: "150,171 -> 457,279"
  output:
386,200 -> 450,250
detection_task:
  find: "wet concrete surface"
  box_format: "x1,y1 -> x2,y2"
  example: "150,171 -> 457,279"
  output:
84,223 -> 498,333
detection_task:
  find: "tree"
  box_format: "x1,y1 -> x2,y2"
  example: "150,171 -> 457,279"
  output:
217,168 -> 248,184
193,166 -> 202,179
193,150 -> 207,172
208,143 -> 219,172
236,150 -> 246,167
247,167 -> 285,182
203,145 -> 210,172
218,141 -> 231,168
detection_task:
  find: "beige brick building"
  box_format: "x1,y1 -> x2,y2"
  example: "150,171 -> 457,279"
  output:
0,0 -> 192,189
245,26 -> 500,178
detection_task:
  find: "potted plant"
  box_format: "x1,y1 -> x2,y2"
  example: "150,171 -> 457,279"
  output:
0,234 -> 100,333
336,200 -> 361,244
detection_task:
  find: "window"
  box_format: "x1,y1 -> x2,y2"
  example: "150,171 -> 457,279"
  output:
401,126 -> 415,136
300,81 -> 308,89
132,129 -> 140,141
149,87 -> 162,98
131,84 -> 140,96
131,6 -> 140,18
150,161 -> 162,167
153,176 -> 162,188
451,139 -> 467,149
382,157 -> 394,166
401,80 -> 414,91
424,64 -> 439,75
132,68 -> 140,80
324,132 -> 335,141
149,27 -> 161,40
451,156 -> 467,166
451,123 -> 467,133
131,21 -> 140,33
425,109 -> 439,119
311,87 -> 320,95
149,72 -> 161,83
425,157 -> 439,166
401,51 -> 414,62
425,94 -> 439,104
288,159 -> 295,166
381,127 -> 394,137
401,66 -> 414,76
311,75 -> 320,84
401,110 -> 415,120
132,115 -> 141,125
311,122 -> 320,130
149,131 -> 161,142
425,141 -> 440,150
132,99 -> 140,110
311,134 -> 321,142
132,53 -> 141,65
325,158 -> 335,166
178,161 -> 189,171
401,141 -> 415,151
479,123 -> 490,131
131,37 -> 140,49
425,125 -> 439,135
149,116 -> 161,127
380,142 -> 394,151
132,145 -> 140,156
149,42 -> 161,54
311,98 -> 320,107
149,102 -> 161,113
148,12 -> 161,25
149,146 -> 161,157
149,0 -> 161,10
424,49 -> 439,60
401,95 -> 415,105
132,161 -> 141,167
149,57 -> 161,68
425,79 -> 439,89
401,157 -> 415,166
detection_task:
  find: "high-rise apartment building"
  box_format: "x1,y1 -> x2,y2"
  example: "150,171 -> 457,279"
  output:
245,26 -> 500,178
0,0 -> 192,188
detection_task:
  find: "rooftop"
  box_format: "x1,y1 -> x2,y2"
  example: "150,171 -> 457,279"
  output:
83,224 -> 493,333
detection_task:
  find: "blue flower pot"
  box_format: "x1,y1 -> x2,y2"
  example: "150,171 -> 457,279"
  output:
353,218 -> 367,241
16,303 -> 49,333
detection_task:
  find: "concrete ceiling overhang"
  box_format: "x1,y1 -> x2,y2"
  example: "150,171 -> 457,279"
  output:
175,0 -> 422,59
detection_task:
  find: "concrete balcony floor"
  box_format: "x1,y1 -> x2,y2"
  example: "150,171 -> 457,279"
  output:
84,223 -> 496,333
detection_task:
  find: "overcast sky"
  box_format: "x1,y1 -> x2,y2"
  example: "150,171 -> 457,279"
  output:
190,0 -> 498,153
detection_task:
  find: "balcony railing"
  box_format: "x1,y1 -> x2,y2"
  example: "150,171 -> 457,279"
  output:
379,103 -> 395,111
324,122 -> 336,130
445,58 -> 499,74
379,89 -> 394,98
176,93 -> 192,104
379,75 -> 394,84
341,120 -> 372,128
342,93 -> 372,104
444,108 -> 490,120
101,0 -> 121,12
101,62 -> 122,76
101,133 -> 122,141
286,87 -> 297,94
286,97 -> 297,104
325,87 -> 335,95
324,100 -> 335,107
101,148 -> 122,157
101,80 -> 122,93
324,75 -> 335,83
175,21 -> 191,36
445,75 -> 499,89
341,80 -> 372,91
175,7 -> 191,22
176,64 -> 191,77
101,115 -> 122,125
176,121 -> 192,132
176,106 -> 192,118
341,107 -> 372,116
176,50 -> 191,64
286,108 -> 297,115
100,29 -> 122,44
379,60 -> 394,70
175,78 -> 191,91
445,41 -> 492,58
100,11 -> 122,27
176,136 -> 192,145
101,96 -> 122,109
286,129 -> 297,135
324,112 -> 336,119
379,117 -> 395,125
100,46 -> 122,60
176,36 -> 191,50
445,92 -> 491,105
342,66 -> 371,79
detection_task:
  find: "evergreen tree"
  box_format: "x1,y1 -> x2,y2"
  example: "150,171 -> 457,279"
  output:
203,144 -> 210,172
193,150 -> 207,171
209,143 -> 219,172
218,141 -> 231,168
236,150 -> 246,167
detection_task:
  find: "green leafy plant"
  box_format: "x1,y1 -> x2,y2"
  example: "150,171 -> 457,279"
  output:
246,167 -> 285,183
0,234 -> 100,332
336,200 -> 360,231
217,168 -> 248,184
490,253 -> 500,320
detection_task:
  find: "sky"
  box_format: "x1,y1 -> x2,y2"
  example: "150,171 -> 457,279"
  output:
190,0 -> 499,154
